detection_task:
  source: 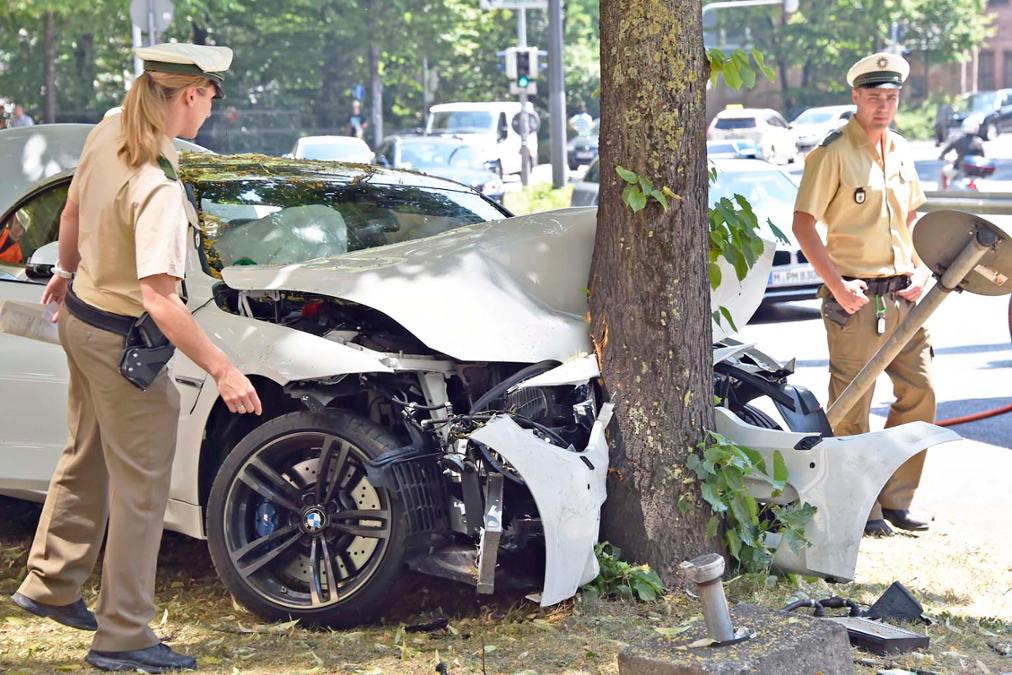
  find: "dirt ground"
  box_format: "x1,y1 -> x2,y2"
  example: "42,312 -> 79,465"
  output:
0,494 -> 1008,674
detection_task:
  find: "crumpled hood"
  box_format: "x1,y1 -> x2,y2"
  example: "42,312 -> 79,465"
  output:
222,208 -> 598,363
221,207 -> 772,362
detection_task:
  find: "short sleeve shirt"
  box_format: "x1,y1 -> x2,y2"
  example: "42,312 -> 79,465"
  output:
794,117 -> 926,278
68,114 -> 192,316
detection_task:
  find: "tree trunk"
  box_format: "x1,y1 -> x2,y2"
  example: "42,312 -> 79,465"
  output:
369,40 -> 383,147
42,12 -> 58,124
591,0 -> 713,585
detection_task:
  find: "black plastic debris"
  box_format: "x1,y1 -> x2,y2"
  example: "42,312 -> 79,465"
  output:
406,617 -> 450,633
864,581 -> 928,624
823,616 -> 929,655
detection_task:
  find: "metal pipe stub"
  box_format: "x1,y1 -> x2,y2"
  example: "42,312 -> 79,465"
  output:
679,553 -> 744,645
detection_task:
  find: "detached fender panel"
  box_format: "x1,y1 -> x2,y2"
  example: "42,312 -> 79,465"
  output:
470,403 -> 614,606
715,407 -> 961,581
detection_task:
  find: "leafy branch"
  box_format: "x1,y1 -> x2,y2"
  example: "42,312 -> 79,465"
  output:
681,432 -> 816,574
615,165 -> 681,214
706,48 -> 776,91
582,542 -> 665,602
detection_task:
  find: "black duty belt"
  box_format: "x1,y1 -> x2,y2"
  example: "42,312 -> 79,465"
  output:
65,288 -> 136,336
843,275 -> 910,296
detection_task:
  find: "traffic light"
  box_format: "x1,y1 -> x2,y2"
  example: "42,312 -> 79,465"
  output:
505,47 -> 537,95
516,50 -> 531,88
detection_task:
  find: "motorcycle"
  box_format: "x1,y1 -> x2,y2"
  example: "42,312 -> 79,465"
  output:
945,155 -> 997,191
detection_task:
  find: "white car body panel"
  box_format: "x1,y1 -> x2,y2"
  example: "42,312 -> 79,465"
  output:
715,407 -> 961,581
516,353 -> 600,389
221,208 -> 598,363
470,403 -> 614,606
711,239 -> 775,341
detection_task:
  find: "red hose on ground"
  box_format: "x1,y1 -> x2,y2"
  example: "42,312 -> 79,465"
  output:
936,402 -> 1012,427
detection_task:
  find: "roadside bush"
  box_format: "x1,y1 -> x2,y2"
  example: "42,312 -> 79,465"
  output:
895,100 -> 939,141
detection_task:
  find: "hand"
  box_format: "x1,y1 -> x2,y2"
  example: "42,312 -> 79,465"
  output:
214,364 -> 262,415
896,266 -> 931,303
40,275 -> 70,322
831,278 -> 870,314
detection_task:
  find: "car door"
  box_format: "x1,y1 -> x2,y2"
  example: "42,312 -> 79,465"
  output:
0,177 -> 74,494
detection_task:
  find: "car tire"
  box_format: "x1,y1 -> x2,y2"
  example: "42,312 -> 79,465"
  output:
206,409 -> 407,627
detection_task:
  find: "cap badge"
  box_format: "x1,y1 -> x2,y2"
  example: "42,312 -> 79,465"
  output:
876,57 -> 888,69
854,187 -> 867,204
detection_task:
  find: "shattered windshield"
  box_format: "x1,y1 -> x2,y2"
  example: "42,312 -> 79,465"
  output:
193,178 -> 505,275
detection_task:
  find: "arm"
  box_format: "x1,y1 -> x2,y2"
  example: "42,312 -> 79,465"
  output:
40,198 -> 81,310
140,274 -> 262,415
896,211 -> 930,303
793,210 -> 868,314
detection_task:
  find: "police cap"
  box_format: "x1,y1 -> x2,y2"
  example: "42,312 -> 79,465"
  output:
134,43 -> 233,99
846,52 -> 910,90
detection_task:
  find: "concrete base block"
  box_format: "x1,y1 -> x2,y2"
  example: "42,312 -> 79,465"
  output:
618,603 -> 853,675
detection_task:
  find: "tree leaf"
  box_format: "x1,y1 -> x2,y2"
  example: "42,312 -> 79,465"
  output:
771,450 -> 789,484
708,262 -> 722,289
615,165 -> 639,184
705,514 -> 720,539
701,482 -> 727,513
622,184 -> 648,213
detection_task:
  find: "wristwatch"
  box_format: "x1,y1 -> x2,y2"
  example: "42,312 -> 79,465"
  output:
52,263 -> 74,280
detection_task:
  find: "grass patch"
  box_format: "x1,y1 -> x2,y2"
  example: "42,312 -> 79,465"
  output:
502,182 -> 574,216
0,496 -> 1008,673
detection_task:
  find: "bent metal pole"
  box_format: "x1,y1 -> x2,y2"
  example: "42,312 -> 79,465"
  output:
827,226 -> 1000,428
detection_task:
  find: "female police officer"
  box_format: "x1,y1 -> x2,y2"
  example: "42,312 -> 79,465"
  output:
10,43 -> 261,672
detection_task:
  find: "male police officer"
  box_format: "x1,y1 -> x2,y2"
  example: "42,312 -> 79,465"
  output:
792,53 -> 935,537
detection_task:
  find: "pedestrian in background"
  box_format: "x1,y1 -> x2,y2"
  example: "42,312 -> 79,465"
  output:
9,42 -> 261,673
12,104 -> 35,127
346,98 -> 367,138
791,52 -> 935,538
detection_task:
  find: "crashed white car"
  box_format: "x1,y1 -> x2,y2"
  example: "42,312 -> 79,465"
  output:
0,125 -> 611,626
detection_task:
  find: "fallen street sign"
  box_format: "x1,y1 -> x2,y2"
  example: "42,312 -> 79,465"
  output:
480,0 -> 549,9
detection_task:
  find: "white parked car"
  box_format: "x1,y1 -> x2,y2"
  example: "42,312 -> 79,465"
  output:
789,104 -> 855,155
571,155 -> 820,303
425,101 -> 537,176
706,107 -> 796,165
288,135 -> 374,163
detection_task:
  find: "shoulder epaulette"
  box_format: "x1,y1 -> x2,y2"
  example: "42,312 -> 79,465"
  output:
157,155 -> 178,181
819,129 -> 844,148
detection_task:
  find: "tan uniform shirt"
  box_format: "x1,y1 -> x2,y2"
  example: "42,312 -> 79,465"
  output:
68,114 -> 191,317
794,117 -> 926,278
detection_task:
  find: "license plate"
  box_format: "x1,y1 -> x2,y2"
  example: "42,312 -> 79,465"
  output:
576,151 -> 595,159
770,266 -> 821,287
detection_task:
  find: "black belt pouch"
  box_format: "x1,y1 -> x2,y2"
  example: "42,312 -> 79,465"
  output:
119,313 -> 176,390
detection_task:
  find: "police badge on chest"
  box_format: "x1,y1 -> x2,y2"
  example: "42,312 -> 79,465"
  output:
854,187 -> 867,204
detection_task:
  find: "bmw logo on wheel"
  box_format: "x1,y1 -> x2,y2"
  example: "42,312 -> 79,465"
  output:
304,509 -> 325,533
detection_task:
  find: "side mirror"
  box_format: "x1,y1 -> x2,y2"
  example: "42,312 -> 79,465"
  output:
497,125 -> 509,143
375,155 -> 389,166
25,240 -> 60,281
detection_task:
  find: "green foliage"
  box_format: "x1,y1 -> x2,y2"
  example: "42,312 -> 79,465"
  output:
503,182 -> 573,216
895,99 -> 941,141
706,48 -> 775,91
686,432 -> 816,573
582,543 -> 665,602
615,166 -> 680,214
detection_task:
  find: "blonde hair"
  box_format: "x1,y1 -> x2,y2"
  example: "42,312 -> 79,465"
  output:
119,71 -> 210,168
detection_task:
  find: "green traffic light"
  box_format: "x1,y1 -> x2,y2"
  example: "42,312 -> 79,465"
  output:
518,75 -> 529,87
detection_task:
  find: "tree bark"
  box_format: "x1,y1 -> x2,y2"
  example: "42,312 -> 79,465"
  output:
42,12 -> 58,124
591,0 -> 714,585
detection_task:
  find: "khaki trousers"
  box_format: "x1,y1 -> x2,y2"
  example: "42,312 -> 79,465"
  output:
819,285 -> 935,520
17,311 -> 179,652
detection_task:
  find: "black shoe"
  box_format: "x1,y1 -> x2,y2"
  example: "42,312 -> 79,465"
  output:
10,592 -> 97,631
882,508 -> 930,531
85,643 -> 196,673
864,519 -> 895,537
